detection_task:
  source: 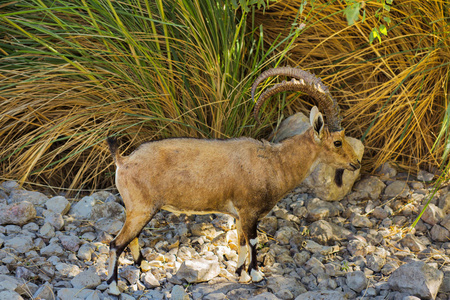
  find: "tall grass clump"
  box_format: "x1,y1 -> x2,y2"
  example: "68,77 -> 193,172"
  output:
0,0 -> 300,193
254,0 -> 450,176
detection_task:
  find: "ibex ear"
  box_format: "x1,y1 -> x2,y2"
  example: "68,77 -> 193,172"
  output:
310,106 -> 324,139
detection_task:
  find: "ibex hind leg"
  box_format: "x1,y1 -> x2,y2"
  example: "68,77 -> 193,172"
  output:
107,208 -> 158,286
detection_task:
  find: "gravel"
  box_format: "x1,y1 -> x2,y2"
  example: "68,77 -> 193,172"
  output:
0,165 -> 449,299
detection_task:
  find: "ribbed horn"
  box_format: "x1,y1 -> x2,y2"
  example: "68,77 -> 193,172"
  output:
252,67 -> 342,132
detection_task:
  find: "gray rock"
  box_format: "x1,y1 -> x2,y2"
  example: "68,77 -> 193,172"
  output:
77,243 -> 95,261
441,268 -> 450,293
306,198 -> 339,221
294,290 -> 346,300
59,235 -> 82,252
271,112 -> 363,201
366,254 -> 386,272
190,222 -> 220,240
248,292 -> 281,300
418,170 -> 434,182
346,270 -> 367,292
55,263 -> 81,277
69,196 -> 96,219
57,288 -> 94,300
4,236 -> 34,253
0,291 -> 23,300
351,213 -> 373,228
39,222 -> 55,238
0,201 -> 36,226
0,275 -> 29,295
171,285 -> 189,300
1,181 -> 19,193
70,269 -> 101,289
142,272 -> 160,288
399,234 -> 426,252
387,261 -> 443,299
442,214 -> 450,231
347,238 -> 368,256
274,226 -> 298,245
383,180 -> 410,199
430,224 -> 450,242
9,190 -> 48,206
381,260 -> 400,276
43,210 -> 64,230
438,192 -> 450,214
308,220 -> 351,244
372,207 -> 390,219
176,258 -> 220,283
267,275 -> 307,299
32,283 -> 54,300
376,162 -> 397,180
303,240 -> 338,255
420,204 -> 444,226
119,266 -> 140,285
40,243 -> 64,257
45,196 -> 70,215
353,176 -> 386,200
91,202 -> 126,234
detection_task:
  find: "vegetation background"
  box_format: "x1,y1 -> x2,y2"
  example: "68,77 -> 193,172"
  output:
1,0 -> 449,196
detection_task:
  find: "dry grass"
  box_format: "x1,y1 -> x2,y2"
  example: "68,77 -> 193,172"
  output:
254,0 -> 450,175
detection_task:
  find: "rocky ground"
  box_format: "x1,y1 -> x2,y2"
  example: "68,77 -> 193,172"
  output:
0,163 -> 449,300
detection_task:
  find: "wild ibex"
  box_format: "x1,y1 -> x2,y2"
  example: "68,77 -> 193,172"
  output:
106,67 -> 361,292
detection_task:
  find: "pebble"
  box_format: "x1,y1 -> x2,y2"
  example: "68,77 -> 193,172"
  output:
0,165 -> 449,299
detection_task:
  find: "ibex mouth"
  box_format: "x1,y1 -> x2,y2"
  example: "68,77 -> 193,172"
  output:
349,160 -> 361,171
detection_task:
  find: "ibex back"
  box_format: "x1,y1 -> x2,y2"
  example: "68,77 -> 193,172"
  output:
106,67 -> 361,292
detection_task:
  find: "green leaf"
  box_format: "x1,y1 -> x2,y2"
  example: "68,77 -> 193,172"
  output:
383,16 -> 391,24
386,0 -> 393,4
379,24 -> 387,36
343,1 -> 360,26
383,3 -> 391,12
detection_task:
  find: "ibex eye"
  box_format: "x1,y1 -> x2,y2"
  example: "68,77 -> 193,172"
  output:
334,141 -> 342,147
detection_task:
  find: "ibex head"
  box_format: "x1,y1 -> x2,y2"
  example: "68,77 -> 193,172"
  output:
252,67 -> 361,186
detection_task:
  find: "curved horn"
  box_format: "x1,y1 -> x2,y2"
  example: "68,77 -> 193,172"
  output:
252,67 -> 342,132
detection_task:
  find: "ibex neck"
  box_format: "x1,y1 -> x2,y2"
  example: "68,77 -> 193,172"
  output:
277,129 -> 321,191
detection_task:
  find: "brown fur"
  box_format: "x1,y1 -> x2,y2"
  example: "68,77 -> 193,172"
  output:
106,110 -> 361,286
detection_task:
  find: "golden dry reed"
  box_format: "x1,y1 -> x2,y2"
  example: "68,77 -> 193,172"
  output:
254,0 -> 450,176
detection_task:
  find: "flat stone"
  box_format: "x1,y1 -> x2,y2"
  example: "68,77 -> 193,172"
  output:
353,176 -> 386,200
387,261 -> 443,299
399,234 -> 427,252
40,243 -> 64,257
376,162 -> 397,180
383,180 -> 410,199
176,258 -> 220,283
59,235 -> 81,252
171,285 -> 189,300
346,270 -> 367,293
45,196 -> 71,215
308,220 -> 351,244
0,201 -> 36,226
351,213 -> 373,228
418,170 -> 434,182
420,204 -> 444,226
4,236 -> 34,253
430,224 -> 450,242
306,198 -> 340,221
69,196 -> 96,219
70,269 -> 101,289
294,290 -> 346,300
267,275 -> 307,299
9,190 -> 48,206
1,181 -> 20,193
